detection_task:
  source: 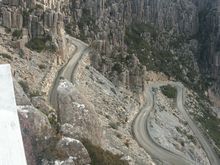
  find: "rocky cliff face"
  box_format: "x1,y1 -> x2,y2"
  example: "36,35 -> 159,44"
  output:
1,0 -> 219,92
0,0 -> 66,56
1,0 -> 220,164
76,0 -> 220,99
64,0 -> 213,92
197,0 -> 220,95
57,79 -> 103,146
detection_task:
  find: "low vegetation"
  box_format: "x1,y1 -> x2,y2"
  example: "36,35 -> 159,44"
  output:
12,29 -> 22,39
109,122 -> 119,130
125,23 -> 199,90
189,96 -> 220,157
175,127 -> 197,144
116,133 -> 122,139
5,28 -> 11,33
160,85 -> 177,98
187,134 -> 197,145
30,90 -> 41,97
38,64 -> 47,70
0,53 -> 12,60
22,10 -> 30,27
26,38 -> 47,53
25,36 -> 56,53
112,63 -> 123,73
18,49 -> 25,58
196,106 -> 220,148
82,139 -> 129,165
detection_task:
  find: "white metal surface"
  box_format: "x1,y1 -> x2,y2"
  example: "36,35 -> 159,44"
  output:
0,64 -> 27,165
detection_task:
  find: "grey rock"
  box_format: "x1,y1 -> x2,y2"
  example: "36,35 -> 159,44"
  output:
56,137 -> 91,165
57,79 -> 102,146
2,7 -> 11,28
18,105 -> 54,165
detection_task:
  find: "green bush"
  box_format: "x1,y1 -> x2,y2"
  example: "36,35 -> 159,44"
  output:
35,4 -> 44,10
5,28 -> 11,33
82,139 -> 129,165
79,8 -> 95,28
22,10 -> 30,27
187,134 -> 197,144
196,103 -> 220,148
116,133 -> 122,139
26,36 -> 56,53
26,38 -> 46,53
12,29 -> 22,39
30,90 -> 41,97
0,53 -> 12,60
109,122 -> 119,130
18,49 -> 25,58
112,63 -> 123,73
160,85 -> 177,98
38,64 -> 47,70
124,23 -> 199,88
175,126 -> 181,133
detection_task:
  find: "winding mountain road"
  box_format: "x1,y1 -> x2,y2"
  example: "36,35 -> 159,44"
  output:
47,35 -> 219,165
133,82 -> 220,165
177,85 -> 219,165
49,36 -> 89,110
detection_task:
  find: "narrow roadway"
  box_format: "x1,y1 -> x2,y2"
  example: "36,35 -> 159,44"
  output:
47,35 -> 219,165
177,84 -> 219,165
49,36 -> 89,110
133,82 -> 220,165
133,84 -> 193,165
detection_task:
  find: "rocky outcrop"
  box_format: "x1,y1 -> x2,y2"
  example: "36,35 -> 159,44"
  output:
28,10 -> 64,38
196,0 -> 220,97
18,105 -> 54,165
0,0 -> 213,91
1,7 -> 22,29
18,104 -> 91,165
57,79 -> 103,146
14,79 -> 31,105
62,0 -> 206,91
64,0 -> 220,96
56,137 -> 91,165
0,0 -> 66,52
68,0 -> 200,44
41,136 -> 91,165
1,0 -> 220,93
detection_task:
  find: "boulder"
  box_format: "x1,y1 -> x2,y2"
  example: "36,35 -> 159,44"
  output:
18,105 -> 54,165
57,79 -> 102,146
56,137 -> 91,165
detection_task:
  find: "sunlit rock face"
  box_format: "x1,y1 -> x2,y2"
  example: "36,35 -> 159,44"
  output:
57,79 -> 103,146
